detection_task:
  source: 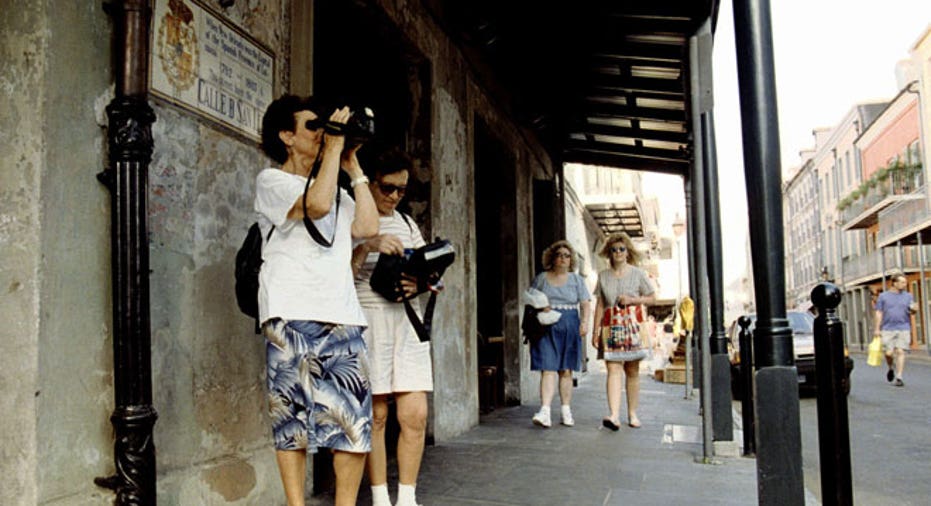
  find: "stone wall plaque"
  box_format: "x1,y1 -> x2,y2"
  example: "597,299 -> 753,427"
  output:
150,0 -> 275,141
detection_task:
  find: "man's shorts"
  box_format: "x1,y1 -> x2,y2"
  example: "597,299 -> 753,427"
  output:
362,304 -> 434,395
263,319 -> 372,453
880,329 -> 911,352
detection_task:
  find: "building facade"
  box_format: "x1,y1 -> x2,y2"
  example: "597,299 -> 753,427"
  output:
784,26 -> 931,352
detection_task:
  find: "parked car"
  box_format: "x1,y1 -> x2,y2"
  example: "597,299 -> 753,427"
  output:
727,311 -> 854,400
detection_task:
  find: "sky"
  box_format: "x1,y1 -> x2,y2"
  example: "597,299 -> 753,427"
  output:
646,0 -> 931,286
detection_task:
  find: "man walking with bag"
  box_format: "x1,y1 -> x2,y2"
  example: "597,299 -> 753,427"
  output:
874,273 -> 918,387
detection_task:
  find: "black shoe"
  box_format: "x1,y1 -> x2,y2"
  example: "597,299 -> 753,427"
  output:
887,368 -> 895,382
602,418 -> 621,432
894,378 -> 904,387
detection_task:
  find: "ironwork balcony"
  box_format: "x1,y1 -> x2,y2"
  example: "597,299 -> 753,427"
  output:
840,171 -> 923,230
842,246 -> 927,287
877,193 -> 931,246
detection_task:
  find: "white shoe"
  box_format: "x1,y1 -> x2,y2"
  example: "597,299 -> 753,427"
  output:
560,406 -> 575,427
532,408 -> 552,428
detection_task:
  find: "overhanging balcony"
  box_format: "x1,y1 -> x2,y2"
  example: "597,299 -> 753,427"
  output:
586,201 -> 644,237
843,246 -> 928,287
841,174 -> 923,230
877,193 -> 931,247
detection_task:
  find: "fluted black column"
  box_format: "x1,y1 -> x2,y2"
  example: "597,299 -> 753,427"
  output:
94,1 -> 158,504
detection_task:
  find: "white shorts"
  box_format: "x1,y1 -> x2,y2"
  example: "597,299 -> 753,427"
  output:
881,330 -> 910,352
362,304 -> 434,395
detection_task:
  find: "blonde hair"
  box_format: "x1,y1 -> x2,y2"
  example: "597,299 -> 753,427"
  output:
542,240 -> 577,272
599,232 -> 642,266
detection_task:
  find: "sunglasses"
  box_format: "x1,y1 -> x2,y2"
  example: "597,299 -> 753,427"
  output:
377,183 -> 407,197
556,252 -> 572,259
610,246 -> 627,253
304,118 -> 325,130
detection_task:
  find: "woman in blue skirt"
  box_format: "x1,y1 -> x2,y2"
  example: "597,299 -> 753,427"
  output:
528,240 -> 592,428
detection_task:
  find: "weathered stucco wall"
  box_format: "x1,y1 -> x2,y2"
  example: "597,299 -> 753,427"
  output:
146,2 -> 292,504
0,2 -> 45,504
34,2 -> 116,503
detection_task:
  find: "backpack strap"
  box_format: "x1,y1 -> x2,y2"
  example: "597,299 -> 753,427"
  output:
399,211 -> 414,234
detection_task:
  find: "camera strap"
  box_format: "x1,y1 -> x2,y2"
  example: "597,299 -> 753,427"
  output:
402,290 -> 438,342
301,144 -> 339,247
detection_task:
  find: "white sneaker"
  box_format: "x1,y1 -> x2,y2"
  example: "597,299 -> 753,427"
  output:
560,406 -> 575,427
532,408 -> 552,428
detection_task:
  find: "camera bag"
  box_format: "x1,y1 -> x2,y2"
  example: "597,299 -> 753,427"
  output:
369,239 -> 455,341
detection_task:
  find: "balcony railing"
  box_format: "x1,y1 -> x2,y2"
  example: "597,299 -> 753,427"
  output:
842,246 -> 930,285
877,193 -> 931,246
840,172 -> 923,228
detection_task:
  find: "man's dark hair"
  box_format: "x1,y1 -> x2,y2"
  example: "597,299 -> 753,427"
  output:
363,146 -> 414,181
260,94 -> 328,164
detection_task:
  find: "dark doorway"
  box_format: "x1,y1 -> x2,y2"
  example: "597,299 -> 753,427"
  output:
533,179 -> 559,273
313,0 -> 432,227
474,119 -> 519,414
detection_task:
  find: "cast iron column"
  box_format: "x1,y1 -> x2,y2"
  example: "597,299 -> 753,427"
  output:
811,283 -> 853,505
94,1 -> 158,504
737,316 -> 756,456
703,111 -> 734,442
732,0 -> 805,503
684,180 -> 697,399
688,23 -> 714,460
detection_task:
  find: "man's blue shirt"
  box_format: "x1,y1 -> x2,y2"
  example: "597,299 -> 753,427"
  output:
876,290 -> 913,331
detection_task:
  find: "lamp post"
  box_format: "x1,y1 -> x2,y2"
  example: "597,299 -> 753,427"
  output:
673,214 -> 686,301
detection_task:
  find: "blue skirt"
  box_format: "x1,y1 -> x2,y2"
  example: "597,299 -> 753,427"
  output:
530,309 -> 581,372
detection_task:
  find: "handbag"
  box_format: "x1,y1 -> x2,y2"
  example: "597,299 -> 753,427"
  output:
867,336 -> 883,367
601,305 -> 648,362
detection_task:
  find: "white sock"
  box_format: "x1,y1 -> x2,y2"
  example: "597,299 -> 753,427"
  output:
561,405 -> 571,415
397,483 -> 417,506
538,405 -> 550,414
371,484 -> 391,506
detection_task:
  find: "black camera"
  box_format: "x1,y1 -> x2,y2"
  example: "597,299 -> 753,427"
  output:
345,106 -> 375,147
304,106 -> 375,147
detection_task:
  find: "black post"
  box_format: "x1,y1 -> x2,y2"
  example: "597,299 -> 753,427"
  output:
812,283 -> 854,505
702,111 -> 734,442
732,0 -> 804,503
738,316 -> 756,456
688,24 -> 714,460
94,1 -> 158,504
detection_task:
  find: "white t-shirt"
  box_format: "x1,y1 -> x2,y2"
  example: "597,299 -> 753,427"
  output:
354,211 -> 426,308
254,168 -> 366,326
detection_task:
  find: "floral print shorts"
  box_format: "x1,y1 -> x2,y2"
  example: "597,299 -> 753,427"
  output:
263,319 -> 372,453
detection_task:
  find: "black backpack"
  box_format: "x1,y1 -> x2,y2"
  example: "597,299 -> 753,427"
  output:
234,223 -> 274,333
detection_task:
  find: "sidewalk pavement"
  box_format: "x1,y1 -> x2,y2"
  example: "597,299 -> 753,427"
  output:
319,361 -> 825,505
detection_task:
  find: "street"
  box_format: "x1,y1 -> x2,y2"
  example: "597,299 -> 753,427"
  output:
799,353 -> 931,505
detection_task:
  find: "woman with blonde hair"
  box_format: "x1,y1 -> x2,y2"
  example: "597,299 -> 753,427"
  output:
592,233 -> 655,430
527,240 -> 592,428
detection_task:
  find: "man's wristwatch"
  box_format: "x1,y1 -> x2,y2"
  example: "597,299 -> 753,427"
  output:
350,175 -> 369,188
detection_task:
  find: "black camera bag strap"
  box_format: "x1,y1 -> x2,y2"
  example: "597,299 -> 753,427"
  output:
301,147 -> 340,247
401,289 -> 438,343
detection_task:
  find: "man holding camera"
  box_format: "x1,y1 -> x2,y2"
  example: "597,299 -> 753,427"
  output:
874,273 -> 917,387
351,148 -> 432,506
255,95 -> 379,506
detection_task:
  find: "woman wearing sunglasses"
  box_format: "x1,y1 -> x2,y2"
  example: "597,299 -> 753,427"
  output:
528,240 -> 592,428
592,232 -> 656,430
350,148 -> 431,506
